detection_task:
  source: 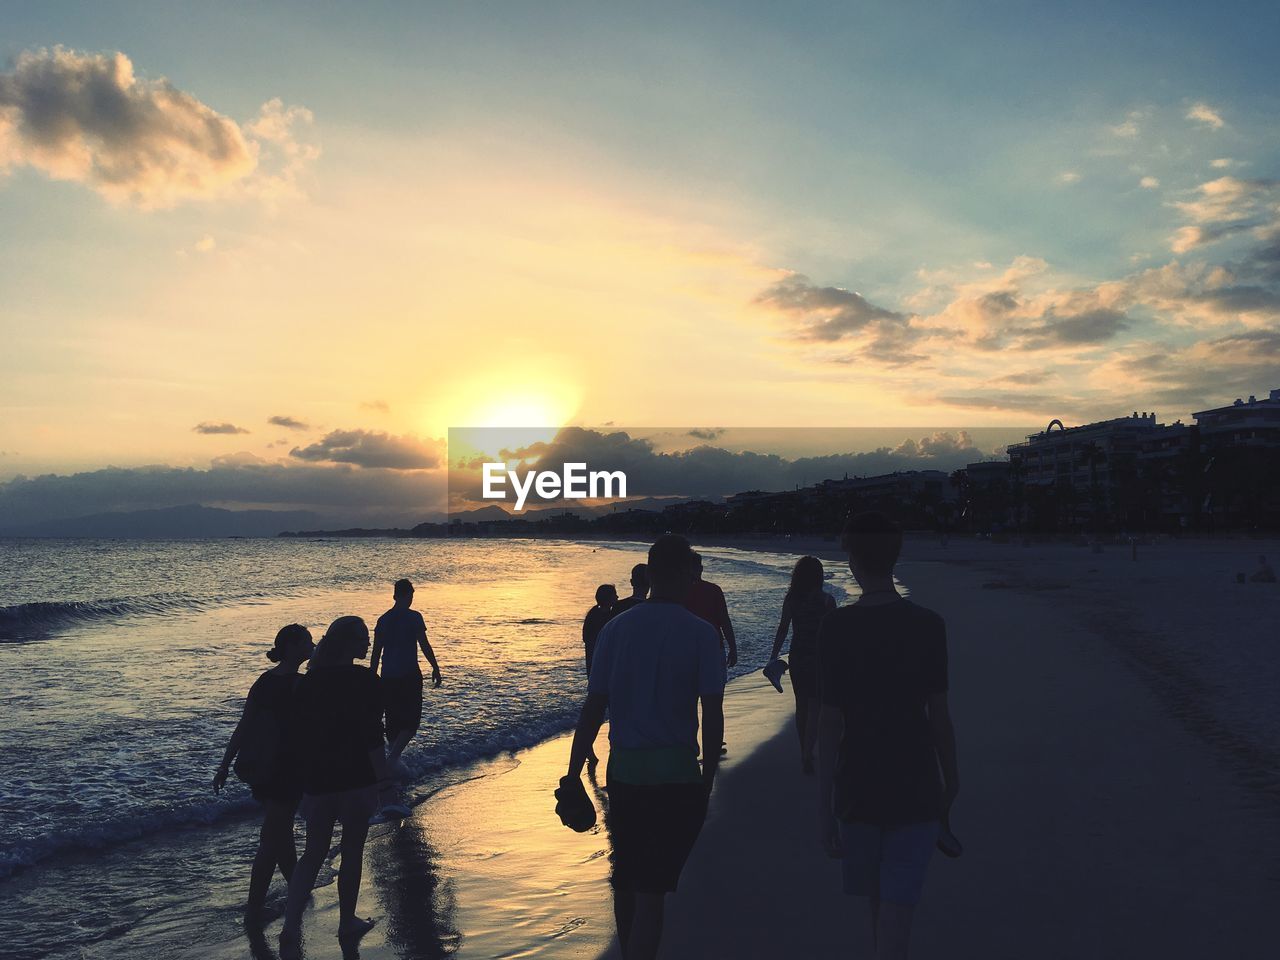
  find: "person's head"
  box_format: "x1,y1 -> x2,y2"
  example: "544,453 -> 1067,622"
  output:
266,623 -> 314,665
310,615 -> 370,667
595,583 -> 618,608
393,578 -> 414,606
787,556 -> 825,600
841,512 -> 903,584
691,551 -> 705,580
647,534 -> 696,601
630,562 -> 650,596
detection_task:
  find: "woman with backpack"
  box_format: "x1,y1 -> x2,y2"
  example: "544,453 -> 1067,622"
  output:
766,556 -> 837,774
213,623 -> 314,925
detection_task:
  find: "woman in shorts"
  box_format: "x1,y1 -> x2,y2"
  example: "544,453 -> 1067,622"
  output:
767,556 -> 837,773
279,615 -> 390,957
213,623 -> 314,925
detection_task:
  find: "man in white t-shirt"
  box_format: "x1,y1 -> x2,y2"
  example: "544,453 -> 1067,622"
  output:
562,534 -> 725,960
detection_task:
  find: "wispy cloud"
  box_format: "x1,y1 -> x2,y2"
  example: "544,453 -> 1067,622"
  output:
193,421 -> 249,435
1186,101 -> 1225,129
268,415 -> 310,430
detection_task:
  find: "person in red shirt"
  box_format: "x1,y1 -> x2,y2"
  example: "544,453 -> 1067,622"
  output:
684,552 -> 738,669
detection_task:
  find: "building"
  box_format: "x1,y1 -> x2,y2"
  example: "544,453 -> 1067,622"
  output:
1192,389 -> 1280,449
1007,412 -> 1166,491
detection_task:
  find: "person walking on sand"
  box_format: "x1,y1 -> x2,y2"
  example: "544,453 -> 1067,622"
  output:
370,578 -> 442,778
583,583 -> 619,675
213,623 -> 314,926
561,535 -> 725,960
611,562 -> 650,616
279,616 -> 391,958
686,552 -> 736,754
766,556 -> 836,775
817,513 -> 960,960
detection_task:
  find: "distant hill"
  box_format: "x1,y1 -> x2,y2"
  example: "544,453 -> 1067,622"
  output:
0,504 -> 328,539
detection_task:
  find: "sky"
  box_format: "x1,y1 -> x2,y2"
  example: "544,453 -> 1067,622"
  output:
2,1 -> 1278,525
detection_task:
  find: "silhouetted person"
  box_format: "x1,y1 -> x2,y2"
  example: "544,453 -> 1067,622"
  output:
370,578 -> 441,778
563,535 -> 725,960
686,552 -> 736,754
767,556 -> 836,774
685,552 -> 738,669
584,583 -> 619,675
280,616 -> 391,958
611,563 -> 650,616
817,513 -> 959,960
214,623 -> 314,925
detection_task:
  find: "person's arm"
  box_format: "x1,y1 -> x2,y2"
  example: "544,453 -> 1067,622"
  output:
369,628 -> 383,676
699,691 -> 725,792
719,589 -> 738,668
213,699 -> 253,793
768,598 -> 793,663
929,692 -> 959,812
418,621 -> 441,686
566,693 -> 609,780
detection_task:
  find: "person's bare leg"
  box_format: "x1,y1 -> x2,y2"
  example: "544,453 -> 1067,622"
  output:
384,729 -> 413,768
875,902 -> 915,960
337,819 -> 371,934
246,802 -> 296,922
626,892 -> 665,960
612,888 -> 636,958
803,699 -> 822,765
280,814 -> 336,952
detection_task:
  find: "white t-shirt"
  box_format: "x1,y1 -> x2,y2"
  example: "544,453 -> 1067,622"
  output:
587,600 -> 725,754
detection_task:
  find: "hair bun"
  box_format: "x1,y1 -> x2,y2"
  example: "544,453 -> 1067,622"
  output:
266,649 -> 282,662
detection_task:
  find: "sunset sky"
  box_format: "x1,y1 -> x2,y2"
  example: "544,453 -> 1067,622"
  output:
2,1 -> 1278,526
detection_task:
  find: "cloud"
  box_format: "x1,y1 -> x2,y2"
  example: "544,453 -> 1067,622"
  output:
0,460 -> 448,529
686,428 -> 725,441
450,427 -> 994,506
1186,102 -> 1225,129
1139,176 -> 1160,189
1211,158 -> 1233,169
0,47 -> 316,208
756,273 -> 908,342
290,429 -> 443,469
268,415 -> 310,430
1109,112 -> 1142,138
1058,171 -> 1082,184
361,399 -> 390,413
193,421 -> 249,435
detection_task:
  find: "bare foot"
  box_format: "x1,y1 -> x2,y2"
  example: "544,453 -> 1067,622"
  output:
337,916 -> 376,939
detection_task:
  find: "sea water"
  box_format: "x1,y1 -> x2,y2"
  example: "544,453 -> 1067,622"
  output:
0,536 -> 845,959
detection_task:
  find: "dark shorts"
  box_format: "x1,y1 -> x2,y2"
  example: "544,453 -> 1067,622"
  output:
251,770 -> 302,808
840,820 -> 938,905
606,780 -> 707,894
789,653 -> 818,700
382,672 -> 424,742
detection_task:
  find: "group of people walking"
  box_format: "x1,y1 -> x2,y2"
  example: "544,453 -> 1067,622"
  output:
215,512 -> 959,960
213,578 -> 440,958
565,514 -> 959,960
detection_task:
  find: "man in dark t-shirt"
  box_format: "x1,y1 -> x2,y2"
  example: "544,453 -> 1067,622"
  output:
610,563 -> 650,617
583,583 -> 618,675
817,512 -> 959,960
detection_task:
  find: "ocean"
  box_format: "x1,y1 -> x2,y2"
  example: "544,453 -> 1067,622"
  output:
0,536 -> 850,959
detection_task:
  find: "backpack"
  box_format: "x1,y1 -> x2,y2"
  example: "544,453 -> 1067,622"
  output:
232,677 -> 289,785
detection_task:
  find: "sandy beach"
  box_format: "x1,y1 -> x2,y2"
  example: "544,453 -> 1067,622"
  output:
158,534 -> 1279,960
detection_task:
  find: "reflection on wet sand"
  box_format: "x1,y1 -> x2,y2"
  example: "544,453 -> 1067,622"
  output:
367,816 -> 460,959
